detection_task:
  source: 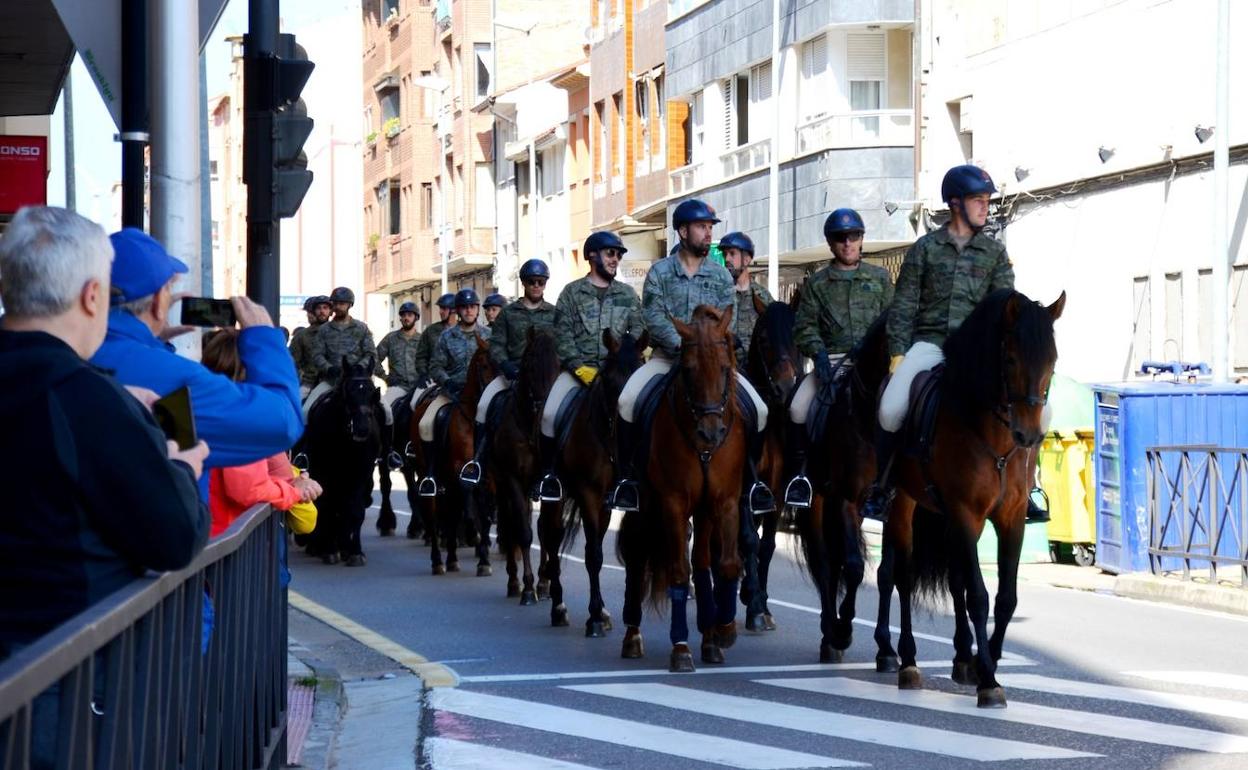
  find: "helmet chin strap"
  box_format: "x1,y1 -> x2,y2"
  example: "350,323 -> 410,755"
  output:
953,199 -> 985,233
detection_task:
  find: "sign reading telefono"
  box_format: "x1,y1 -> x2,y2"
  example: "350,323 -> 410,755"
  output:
0,137 -> 49,214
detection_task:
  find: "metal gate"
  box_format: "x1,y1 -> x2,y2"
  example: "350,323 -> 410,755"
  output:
1147,446 -> 1248,586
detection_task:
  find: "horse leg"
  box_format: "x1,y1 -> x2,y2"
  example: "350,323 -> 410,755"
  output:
756,510 -> 779,630
833,499 -> 865,653
872,527 -> 899,672
668,501 -> 696,673
949,559 -> 977,686
711,496 -> 741,653
535,500 -> 557,600
537,500 -> 568,627
426,497 -> 445,574
403,465 -> 424,540
581,497 -> 610,637
952,512 -> 1004,708
471,488 -> 494,577
444,486 -> 462,572
805,497 -> 842,663
889,497 -> 922,688
515,494 -> 537,604
377,461 -> 396,536
987,516 -> 1025,677
619,511 -> 646,659
737,497 -> 764,632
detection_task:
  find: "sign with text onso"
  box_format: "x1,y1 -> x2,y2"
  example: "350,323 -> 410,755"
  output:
0,136 -> 49,215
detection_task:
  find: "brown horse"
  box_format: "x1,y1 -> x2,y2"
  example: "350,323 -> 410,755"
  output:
407,336 -> 498,575
488,328 -> 561,604
874,288 -> 1064,708
795,310 -> 889,663
618,305 -> 746,672
539,329 -> 647,633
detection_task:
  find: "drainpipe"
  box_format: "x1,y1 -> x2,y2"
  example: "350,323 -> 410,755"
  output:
1211,0 -> 1230,382
766,0 -> 780,296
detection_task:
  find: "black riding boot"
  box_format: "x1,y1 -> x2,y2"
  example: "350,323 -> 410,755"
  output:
860,428 -> 900,522
460,421 -> 486,486
533,434 -> 564,502
417,440 -> 440,497
746,427 -> 776,515
608,419 -> 641,512
383,422 -> 404,470
782,427 -> 813,509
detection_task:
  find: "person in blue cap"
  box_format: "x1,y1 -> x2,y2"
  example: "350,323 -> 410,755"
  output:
90,227 -> 304,501
482,293 -> 506,326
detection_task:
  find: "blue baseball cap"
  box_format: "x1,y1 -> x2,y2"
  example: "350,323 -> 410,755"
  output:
109,228 -> 188,303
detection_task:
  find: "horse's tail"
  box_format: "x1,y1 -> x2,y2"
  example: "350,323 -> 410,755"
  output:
559,498 -> 582,554
614,506 -> 670,611
908,506 -> 952,607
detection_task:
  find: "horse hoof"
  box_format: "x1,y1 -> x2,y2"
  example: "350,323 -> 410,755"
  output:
422,535 -> 434,547
585,620 -> 607,638
875,655 -> 900,673
713,622 -> 738,649
762,612 -> 777,631
977,686 -> 1007,709
520,589 -> 538,606
700,642 -> 724,665
377,527 -> 394,537
446,561 -> 460,573
345,554 -> 367,567
536,580 -> 550,601
898,666 -> 923,690
506,580 -> 521,598
951,661 -> 979,686
477,564 -> 492,577
600,611 -> 613,632
820,643 -> 845,664
670,644 -> 696,672
321,553 -> 340,565
432,564 -> 445,576
746,614 -> 767,633
621,629 -> 644,659
406,527 -> 420,540
551,605 -> 569,627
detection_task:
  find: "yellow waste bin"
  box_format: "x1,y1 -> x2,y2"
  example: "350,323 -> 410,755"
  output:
1037,430 -> 1096,565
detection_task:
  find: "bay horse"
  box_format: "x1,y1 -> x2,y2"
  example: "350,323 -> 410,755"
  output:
739,293 -> 801,632
489,328 -> 561,605
874,288 -> 1064,708
618,305 -> 746,672
795,310 -> 888,663
303,357 -> 382,566
540,329 -> 647,634
376,396 -> 421,539
407,336 -> 498,575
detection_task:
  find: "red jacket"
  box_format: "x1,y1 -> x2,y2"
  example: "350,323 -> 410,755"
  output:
208,454 -> 302,537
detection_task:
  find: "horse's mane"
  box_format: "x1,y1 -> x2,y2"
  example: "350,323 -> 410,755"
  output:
941,288 -> 1054,419
747,300 -> 797,405
521,328 -> 560,387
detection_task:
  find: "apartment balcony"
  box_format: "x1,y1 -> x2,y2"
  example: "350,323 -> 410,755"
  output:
670,138 -> 772,197
434,0 -> 450,32
796,110 -> 914,155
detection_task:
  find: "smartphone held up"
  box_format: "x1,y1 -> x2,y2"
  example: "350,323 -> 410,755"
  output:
181,297 -> 237,328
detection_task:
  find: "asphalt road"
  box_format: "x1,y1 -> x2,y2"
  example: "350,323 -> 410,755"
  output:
287,481 -> 1248,770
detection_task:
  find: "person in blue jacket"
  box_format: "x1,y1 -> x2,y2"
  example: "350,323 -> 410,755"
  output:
91,229 -> 304,499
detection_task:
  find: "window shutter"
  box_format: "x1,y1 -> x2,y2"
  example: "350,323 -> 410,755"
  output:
751,61 -> 772,102
847,33 -> 885,80
722,79 -> 734,150
802,34 -> 827,79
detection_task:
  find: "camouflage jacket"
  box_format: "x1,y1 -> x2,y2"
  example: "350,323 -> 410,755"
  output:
553,276 -> 643,371
886,226 -> 1014,357
310,317 -> 376,383
430,323 -> 491,396
376,328 -> 423,389
731,280 -> 774,360
413,320 -> 446,382
488,299 -> 557,369
794,263 -> 894,357
288,323 -> 322,387
642,253 -> 734,356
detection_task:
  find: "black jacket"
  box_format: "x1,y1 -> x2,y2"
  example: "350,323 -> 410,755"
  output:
0,330 -> 209,656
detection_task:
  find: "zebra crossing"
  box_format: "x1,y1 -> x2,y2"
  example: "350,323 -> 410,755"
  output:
425,667 -> 1248,768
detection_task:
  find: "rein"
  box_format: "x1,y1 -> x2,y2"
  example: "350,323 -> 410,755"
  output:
671,338 -> 736,467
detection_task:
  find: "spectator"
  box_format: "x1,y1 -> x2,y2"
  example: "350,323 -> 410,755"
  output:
90,228 -> 303,499
201,329 -> 322,537
0,206 -> 210,660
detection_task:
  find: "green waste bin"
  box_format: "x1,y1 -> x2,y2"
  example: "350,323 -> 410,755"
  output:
1038,429 -> 1096,566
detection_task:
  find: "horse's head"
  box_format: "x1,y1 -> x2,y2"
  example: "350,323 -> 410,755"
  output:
601,328 -> 648,397
674,305 -> 737,451
464,333 -> 497,395
519,327 -> 561,410
338,355 -> 380,442
747,292 -> 800,404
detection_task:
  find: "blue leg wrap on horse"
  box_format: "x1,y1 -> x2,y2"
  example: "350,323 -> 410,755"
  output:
692,570 -> 715,633
714,577 -> 739,626
668,585 -> 690,645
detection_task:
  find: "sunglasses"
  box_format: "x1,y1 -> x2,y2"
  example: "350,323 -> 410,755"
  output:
598,248 -> 622,258
524,278 -> 547,287
830,232 -> 864,244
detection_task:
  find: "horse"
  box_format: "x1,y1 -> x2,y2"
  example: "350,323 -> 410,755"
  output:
618,305 -> 746,672
539,329 -> 647,634
874,288 -> 1064,708
795,310 -> 889,662
407,336 -> 498,575
302,357 -> 383,566
739,292 -> 801,633
488,328 -> 561,605
376,395 -> 422,540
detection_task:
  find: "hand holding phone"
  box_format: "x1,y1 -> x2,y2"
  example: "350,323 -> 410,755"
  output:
181,297 -> 237,328
152,386 -> 198,451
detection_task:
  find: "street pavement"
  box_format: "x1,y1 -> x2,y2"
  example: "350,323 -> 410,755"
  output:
286,479 -> 1248,770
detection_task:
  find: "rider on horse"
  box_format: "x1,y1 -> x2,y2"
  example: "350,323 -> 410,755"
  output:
410,292 -> 457,404
376,301 -> 422,468
418,288 -> 491,482
610,198 -> 775,515
483,292 -> 507,326
460,260 -> 556,485
861,165 -> 1047,523
719,231 -> 773,368
304,286 -> 378,420
533,231 -> 643,502
783,208 -> 895,508
290,295 -> 331,401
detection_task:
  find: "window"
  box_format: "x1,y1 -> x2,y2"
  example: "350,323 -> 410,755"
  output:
848,33 -> 885,135
800,34 -> 829,123
453,46 -> 463,102
613,92 -> 624,176
383,0 -> 399,18
540,145 -> 564,197
1164,272 -> 1183,359
654,74 -> 666,165
455,164 -> 464,224
421,183 -> 433,229
635,79 -> 650,170
475,162 -> 494,225
688,89 -> 705,164
362,105 -> 374,136
388,179 -> 401,236
474,43 -> 492,100
380,87 -> 400,123
749,61 -> 773,142
209,160 -> 219,180
420,70 -> 435,116
595,101 -> 608,182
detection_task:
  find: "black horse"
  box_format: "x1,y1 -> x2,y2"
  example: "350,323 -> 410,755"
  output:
303,357 -> 382,566
376,396 -> 424,540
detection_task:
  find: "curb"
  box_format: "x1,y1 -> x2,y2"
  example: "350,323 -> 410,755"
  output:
1113,573 -> 1248,616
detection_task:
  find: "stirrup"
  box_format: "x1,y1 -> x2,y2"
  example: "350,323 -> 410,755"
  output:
609,479 -> 640,512
404,441 -> 417,458
861,485 -> 895,522
386,451 -> 404,471
459,460 -> 482,486
417,475 -> 440,498
1025,491 -> 1051,524
292,452 -> 310,472
748,481 -> 776,515
783,475 -> 813,509
535,474 -> 563,503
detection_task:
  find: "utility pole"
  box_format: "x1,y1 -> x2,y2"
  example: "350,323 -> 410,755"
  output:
246,0 -> 280,320
63,67 -> 75,211
120,0 -> 147,229
1211,0 -> 1230,382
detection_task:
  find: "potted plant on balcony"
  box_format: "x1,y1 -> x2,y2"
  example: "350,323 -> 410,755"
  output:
367,232 -> 380,254
383,117 -> 401,140
365,130 -> 378,147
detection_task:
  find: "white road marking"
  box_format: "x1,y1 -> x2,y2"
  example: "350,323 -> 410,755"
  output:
424,738 -> 602,770
531,544 -> 625,571
762,677 -> 1248,754
428,688 -> 862,769
1123,671 -> 1248,694
1000,673 -> 1248,722
567,682 -> 1096,762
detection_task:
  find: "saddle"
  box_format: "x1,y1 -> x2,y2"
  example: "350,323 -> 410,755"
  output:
552,386 -> 588,456
901,364 -> 944,461
803,363 -> 853,445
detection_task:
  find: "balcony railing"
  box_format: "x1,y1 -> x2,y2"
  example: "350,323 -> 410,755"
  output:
795,110 -> 914,154
669,162 -> 705,196
720,137 -> 771,179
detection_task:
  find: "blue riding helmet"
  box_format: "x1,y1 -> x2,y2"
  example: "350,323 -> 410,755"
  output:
583,230 -> 628,258
454,288 -> 481,308
483,293 -> 507,308
519,259 -> 550,281
941,165 -> 997,203
303,296 -> 322,312
329,286 -> 355,306
398,301 -> 419,316
824,208 -> 866,238
672,198 -> 721,230
717,231 -> 755,257
436,293 -> 456,309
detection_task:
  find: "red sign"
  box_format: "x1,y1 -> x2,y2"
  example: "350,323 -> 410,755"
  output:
0,136 -> 49,215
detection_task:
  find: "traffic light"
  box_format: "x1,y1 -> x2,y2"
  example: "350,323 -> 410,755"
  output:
273,34 -> 314,218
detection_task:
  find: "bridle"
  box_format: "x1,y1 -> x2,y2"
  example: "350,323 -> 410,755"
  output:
672,337 -> 736,465
989,336 -> 1051,431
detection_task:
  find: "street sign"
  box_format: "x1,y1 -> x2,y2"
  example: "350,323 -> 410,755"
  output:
0,137 -> 49,214
49,0 -> 231,129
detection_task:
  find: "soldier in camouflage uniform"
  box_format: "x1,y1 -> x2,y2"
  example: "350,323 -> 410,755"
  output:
861,165 -> 1020,522
290,295 -> 331,400
527,232 -> 643,500
303,287 -> 377,419
719,231 -> 774,366
783,208 -> 894,508
461,260 -> 556,485
375,300 -> 422,467
408,293 -> 456,408
611,198 -> 774,514
483,293 -> 506,326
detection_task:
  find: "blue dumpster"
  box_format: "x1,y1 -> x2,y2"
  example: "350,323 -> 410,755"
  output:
1092,383 -> 1248,574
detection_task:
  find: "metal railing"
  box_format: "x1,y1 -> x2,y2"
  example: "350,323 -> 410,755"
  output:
720,137 -> 770,179
1147,446 -> 1248,586
0,505 -> 287,769
795,109 -> 914,154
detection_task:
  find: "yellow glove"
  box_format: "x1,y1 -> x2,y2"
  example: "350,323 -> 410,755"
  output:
889,355 -> 904,374
574,365 -> 599,386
